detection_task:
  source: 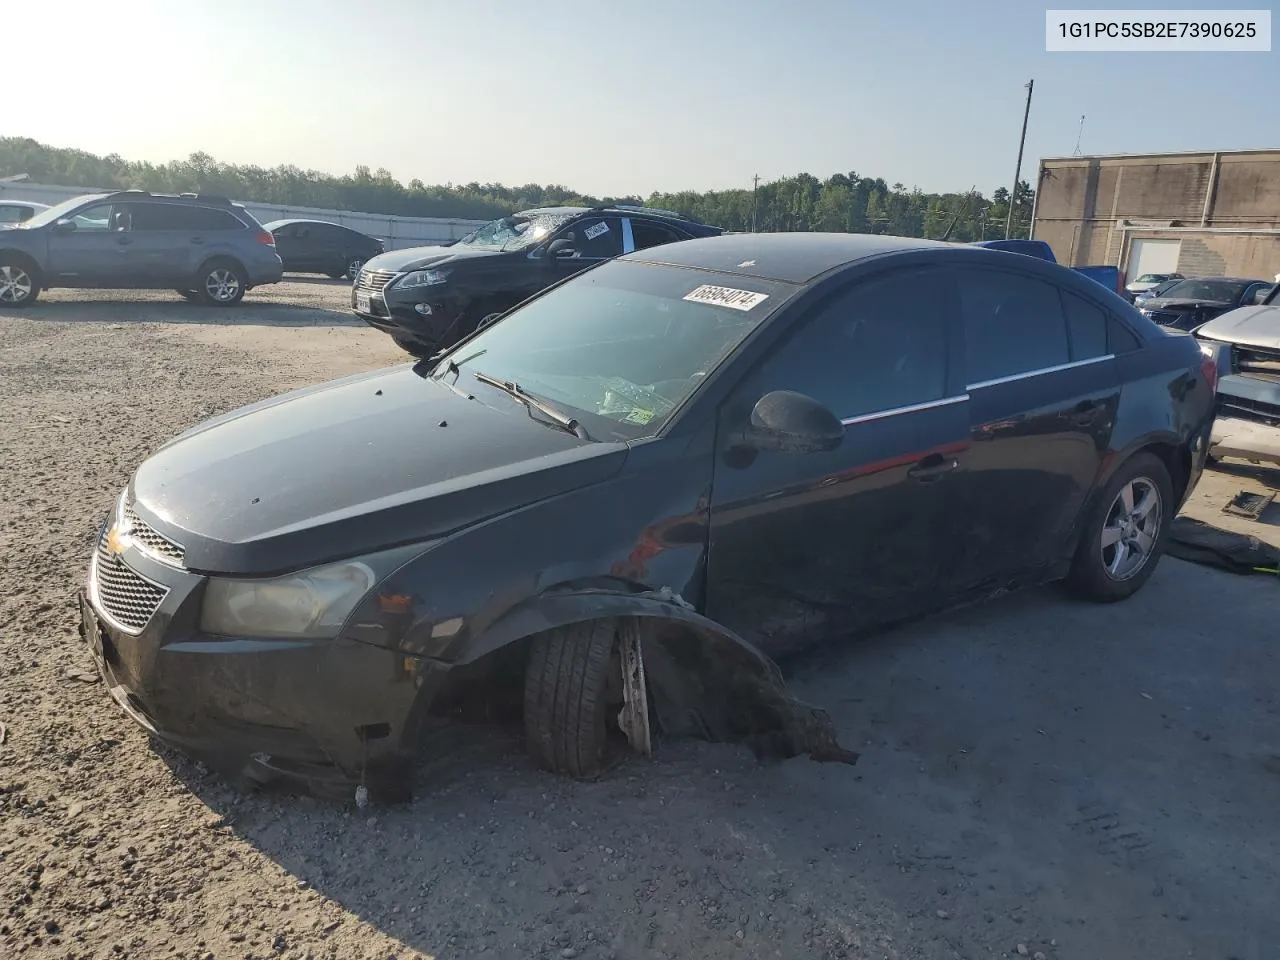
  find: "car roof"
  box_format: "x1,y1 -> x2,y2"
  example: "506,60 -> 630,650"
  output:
1173,276 -> 1266,284
264,218 -> 345,229
621,232 -> 953,283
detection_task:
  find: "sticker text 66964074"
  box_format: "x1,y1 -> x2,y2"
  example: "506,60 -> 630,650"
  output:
682,284 -> 770,311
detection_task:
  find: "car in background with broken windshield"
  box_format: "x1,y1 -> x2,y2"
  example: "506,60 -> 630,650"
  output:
77,232 -> 1214,804
350,204 -> 723,358
1136,276 -> 1273,330
1195,280 -> 1280,467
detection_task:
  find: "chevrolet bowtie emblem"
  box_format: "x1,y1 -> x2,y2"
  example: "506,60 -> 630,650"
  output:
105,524 -> 128,556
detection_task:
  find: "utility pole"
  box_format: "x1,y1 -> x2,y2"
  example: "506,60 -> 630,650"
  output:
1072,114 -> 1086,157
751,174 -> 760,233
1005,79 -> 1034,239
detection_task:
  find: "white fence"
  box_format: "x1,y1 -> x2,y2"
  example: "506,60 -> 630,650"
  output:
0,180 -> 488,250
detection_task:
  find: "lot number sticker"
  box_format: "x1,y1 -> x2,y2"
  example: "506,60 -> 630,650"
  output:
683,284 -> 769,311
582,221 -> 610,240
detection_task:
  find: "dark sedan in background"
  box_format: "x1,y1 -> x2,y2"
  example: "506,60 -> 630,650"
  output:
264,218 -> 384,281
78,232 -> 1215,802
1136,276 -> 1273,330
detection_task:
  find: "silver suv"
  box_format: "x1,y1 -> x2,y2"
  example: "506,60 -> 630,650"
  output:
0,190 -> 284,307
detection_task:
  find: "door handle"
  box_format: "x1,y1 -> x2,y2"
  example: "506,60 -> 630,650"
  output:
190,236 -> 205,245
907,453 -> 960,482
1069,399 -> 1103,425
116,236 -> 132,245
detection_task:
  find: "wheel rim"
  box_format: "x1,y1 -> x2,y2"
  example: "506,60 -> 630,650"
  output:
1100,477 -> 1162,581
0,265 -> 33,303
204,268 -> 240,301
347,259 -> 362,280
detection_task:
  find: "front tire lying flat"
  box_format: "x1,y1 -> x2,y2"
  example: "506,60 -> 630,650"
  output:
1067,452 -> 1173,602
524,620 -> 618,779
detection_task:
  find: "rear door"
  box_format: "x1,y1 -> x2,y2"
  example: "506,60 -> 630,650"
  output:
947,266 -> 1120,595
124,202 -> 208,283
706,265 -> 971,657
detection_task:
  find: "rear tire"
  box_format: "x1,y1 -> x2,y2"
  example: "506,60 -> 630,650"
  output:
344,257 -> 364,281
0,258 -> 41,308
197,259 -> 247,306
524,620 -> 617,779
1067,452 -> 1173,602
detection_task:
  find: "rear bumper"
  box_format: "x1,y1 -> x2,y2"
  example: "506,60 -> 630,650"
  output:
1209,416 -> 1280,467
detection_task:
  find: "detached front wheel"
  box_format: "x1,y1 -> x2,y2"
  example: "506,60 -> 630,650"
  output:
524,620 -> 622,779
0,260 -> 40,308
198,260 -> 247,306
1067,452 -> 1173,602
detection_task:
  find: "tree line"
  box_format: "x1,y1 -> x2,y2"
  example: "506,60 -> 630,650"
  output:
1,136 -> 1033,240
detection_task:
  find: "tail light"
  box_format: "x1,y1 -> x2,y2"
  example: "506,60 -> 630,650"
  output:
256,230 -> 276,246
1199,351 -> 1219,393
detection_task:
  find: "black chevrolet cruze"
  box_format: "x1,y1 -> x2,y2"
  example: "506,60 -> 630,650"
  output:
79,233 -> 1216,802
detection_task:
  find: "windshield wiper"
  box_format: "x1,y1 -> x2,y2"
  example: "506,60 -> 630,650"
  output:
472,371 -> 591,441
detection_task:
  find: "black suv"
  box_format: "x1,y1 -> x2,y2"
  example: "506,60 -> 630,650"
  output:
351,204 -> 723,357
0,190 -> 284,308
263,219 -> 385,281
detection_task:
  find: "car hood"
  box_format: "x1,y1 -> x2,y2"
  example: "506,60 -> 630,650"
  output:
361,244 -> 506,273
1142,297 -> 1233,311
130,366 -> 628,575
1195,305 -> 1280,350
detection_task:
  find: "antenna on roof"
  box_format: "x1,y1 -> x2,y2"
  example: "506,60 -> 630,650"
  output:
1073,115 -> 1086,157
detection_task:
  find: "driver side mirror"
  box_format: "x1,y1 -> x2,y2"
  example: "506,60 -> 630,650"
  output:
741,390 -> 844,454
52,218 -> 78,235
546,238 -> 578,260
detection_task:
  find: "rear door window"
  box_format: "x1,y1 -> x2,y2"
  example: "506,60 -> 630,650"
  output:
1062,292 -> 1109,361
629,219 -> 685,251
956,268 -> 1070,385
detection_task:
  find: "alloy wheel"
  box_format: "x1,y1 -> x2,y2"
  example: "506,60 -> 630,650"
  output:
204,269 -> 241,302
0,265 -> 33,304
1099,477 -> 1162,581
346,258 -> 362,280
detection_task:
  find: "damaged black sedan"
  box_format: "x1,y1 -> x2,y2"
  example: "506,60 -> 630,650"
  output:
78,233 -> 1216,802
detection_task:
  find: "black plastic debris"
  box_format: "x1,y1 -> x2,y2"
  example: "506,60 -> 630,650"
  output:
1167,517 -> 1280,575
1222,490 -> 1275,521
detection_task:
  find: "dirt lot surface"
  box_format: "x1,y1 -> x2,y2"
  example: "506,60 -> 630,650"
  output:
2,281 -> 1278,960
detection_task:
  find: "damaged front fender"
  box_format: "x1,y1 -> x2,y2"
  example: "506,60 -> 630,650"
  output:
471,587 -> 859,768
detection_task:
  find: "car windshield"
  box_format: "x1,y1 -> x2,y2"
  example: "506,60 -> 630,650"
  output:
19,195 -> 109,230
455,213 -> 572,252
1159,279 -> 1249,302
431,260 -> 791,440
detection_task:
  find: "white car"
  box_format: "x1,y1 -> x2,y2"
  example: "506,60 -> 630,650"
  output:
0,200 -> 50,226
1125,272 -> 1183,301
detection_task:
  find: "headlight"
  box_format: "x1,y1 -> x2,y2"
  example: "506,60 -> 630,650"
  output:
397,268 -> 450,288
201,560 -> 376,639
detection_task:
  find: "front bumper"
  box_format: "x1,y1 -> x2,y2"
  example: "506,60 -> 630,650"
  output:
77,526 -> 447,800
350,281 -> 464,350
1209,415 -> 1280,467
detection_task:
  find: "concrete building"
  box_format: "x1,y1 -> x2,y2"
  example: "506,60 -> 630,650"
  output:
1030,149 -> 1280,283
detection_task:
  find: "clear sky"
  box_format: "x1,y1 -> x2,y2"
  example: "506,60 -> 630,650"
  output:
12,0 -> 1279,197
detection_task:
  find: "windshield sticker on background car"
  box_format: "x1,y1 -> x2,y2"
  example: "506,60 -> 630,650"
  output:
582,221 -> 610,241
683,285 -> 770,311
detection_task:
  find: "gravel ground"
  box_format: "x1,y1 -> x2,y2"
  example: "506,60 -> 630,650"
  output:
1,281 -> 1278,960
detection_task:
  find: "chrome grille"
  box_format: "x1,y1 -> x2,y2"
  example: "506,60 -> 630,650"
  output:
356,269 -> 397,292
93,538 -> 167,634
122,502 -> 185,566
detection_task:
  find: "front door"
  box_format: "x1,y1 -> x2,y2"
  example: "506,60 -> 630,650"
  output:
545,216 -> 626,285
706,265 -> 971,659
45,202 -> 130,286
948,267 -> 1120,597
